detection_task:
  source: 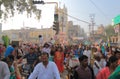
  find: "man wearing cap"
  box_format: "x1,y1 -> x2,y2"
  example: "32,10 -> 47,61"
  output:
28,52 -> 60,79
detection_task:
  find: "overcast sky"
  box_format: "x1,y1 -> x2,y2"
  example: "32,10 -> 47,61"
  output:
1,0 -> 120,32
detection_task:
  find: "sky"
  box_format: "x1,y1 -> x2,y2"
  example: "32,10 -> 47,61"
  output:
1,0 -> 120,32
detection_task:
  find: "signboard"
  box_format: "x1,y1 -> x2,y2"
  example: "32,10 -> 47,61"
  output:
113,15 -> 120,25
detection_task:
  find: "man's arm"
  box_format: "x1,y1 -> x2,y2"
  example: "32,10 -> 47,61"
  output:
73,70 -> 78,79
17,54 -> 28,63
52,62 -> 61,79
28,64 -> 40,79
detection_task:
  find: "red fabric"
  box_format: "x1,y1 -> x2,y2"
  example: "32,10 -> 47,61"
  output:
0,48 -> 3,54
54,51 -> 64,73
118,59 -> 120,65
16,76 -> 21,79
96,67 -> 110,79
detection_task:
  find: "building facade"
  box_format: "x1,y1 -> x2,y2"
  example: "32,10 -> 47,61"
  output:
54,5 -> 69,44
2,27 -> 54,44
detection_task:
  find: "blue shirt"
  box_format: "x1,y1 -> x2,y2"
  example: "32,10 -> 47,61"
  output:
24,53 -> 37,65
4,45 -> 14,57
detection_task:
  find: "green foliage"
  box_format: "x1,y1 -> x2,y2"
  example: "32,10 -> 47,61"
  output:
2,35 -> 10,47
0,0 -> 41,20
105,25 -> 116,37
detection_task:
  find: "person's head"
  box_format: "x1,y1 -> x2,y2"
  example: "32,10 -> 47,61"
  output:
94,55 -> 101,62
41,52 -> 49,63
79,55 -> 88,68
107,56 -> 118,69
85,46 -> 89,50
7,47 -> 15,57
29,47 -> 34,54
57,46 -> 63,52
6,55 -> 14,67
12,44 -> 17,48
114,48 -> 120,59
44,43 -> 49,48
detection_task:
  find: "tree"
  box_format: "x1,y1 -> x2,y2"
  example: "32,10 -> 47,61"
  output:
0,0 -> 41,20
105,25 -> 116,37
104,25 -> 117,41
2,35 -> 10,47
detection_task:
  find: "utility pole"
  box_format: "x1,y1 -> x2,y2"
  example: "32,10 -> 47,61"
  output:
90,14 -> 95,41
89,24 -> 91,35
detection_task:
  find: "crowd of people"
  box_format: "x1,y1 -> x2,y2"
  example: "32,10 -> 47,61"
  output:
0,41 -> 120,79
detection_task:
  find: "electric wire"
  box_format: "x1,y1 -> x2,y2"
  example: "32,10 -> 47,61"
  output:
89,0 -> 109,20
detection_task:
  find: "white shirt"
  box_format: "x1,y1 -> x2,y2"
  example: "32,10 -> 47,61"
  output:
0,61 -> 10,79
83,50 -> 91,64
42,47 -> 51,56
69,57 -> 80,68
93,60 -> 102,76
28,61 -> 60,79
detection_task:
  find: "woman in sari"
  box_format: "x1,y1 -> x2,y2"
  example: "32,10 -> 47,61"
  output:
54,46 -> 64,73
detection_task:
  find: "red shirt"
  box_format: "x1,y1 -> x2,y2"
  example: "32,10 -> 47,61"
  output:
96,67 -> 110,79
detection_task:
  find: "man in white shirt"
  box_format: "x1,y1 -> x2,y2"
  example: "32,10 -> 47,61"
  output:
0,61 -> 10,79
28,52 -> 60,79
83,46 -> 91,65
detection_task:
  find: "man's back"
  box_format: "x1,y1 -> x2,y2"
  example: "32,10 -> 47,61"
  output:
0,61 -> 10,79
74,65 -> 92,79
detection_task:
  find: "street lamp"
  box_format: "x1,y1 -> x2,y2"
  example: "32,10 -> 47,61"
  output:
32,0 -> 58,8
32,0 -> 59,17
32,0 -> 45,4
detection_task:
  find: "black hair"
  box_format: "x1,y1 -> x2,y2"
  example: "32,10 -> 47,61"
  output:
41,52 -> 49,57
7,55 -> 14,62
106,56 -> 118,67
57,46 -> 63,52
2,55 -> 14,63
12,44 -> 17,48
79,55 -> 88,62
109,56 -> 118,64
43,43 -> 49,47
30,47 -> 34,50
